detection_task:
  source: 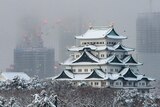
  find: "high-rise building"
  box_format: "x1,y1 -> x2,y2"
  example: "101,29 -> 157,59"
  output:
14,30 -> 55,78
136,12 -> 160,79
137,12 -> 160,53
55,26 -> 154,92
14,48 -> 54,78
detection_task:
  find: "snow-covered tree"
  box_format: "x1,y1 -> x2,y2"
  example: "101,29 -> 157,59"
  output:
27,90 -> 57,107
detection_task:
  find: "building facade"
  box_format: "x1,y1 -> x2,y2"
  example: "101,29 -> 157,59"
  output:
14,48 -> 54,79
136,12 -> 160,79
136,12 -> 160,53
55,26 -> 154,92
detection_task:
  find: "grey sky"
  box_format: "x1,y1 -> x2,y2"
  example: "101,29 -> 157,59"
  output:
0,0 -> 160,70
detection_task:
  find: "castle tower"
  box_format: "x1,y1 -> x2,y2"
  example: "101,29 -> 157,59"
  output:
55,26 -> 154,93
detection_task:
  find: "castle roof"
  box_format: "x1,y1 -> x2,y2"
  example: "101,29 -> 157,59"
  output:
86,69 -> 105,79
55,68 -> 154,82
68,43 -> 134,52
55,70 -> 73,79
62,50 -> 104,66
75,26 -> 127,40
68,45 -> 97,52
107,54 -> 123,65
108,43 -> 134,52
123,55 -> 143,66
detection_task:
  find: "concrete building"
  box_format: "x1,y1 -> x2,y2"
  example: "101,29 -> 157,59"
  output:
14,48 -> 54,78
14,29 -> 55,78
136,12 -> 160,79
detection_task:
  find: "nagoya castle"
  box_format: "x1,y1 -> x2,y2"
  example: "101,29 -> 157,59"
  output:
55,25 -> 154,93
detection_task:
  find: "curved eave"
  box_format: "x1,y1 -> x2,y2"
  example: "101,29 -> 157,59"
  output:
142,77 -> 155,81
68,49 -> 95,52
108,62 -> 124,66
124,63 -> 143,66
55,71 -> 73,79
75,36 -> 106,40
110,86 -> 154,89
108,49 -> 134,52
62,62 -> 105,66
107,35 -> 127,39
84,78 -> 105,80
68,45 -> 97,52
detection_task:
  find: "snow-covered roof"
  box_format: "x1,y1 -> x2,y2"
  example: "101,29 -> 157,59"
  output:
68,43 -> 133,53
55,70 -> 73,79
75,26 -> 127,40
68,45 -> 97,51
55,69 -> 106,81
0,72 -> 30,81
107,54 -> 123,65
86,69 -> 105,79
62,50 -> 104,66
55,67 -> 154,82
108,43 -> 134,52
123,55 -> 143,66
68,45 -> 108,52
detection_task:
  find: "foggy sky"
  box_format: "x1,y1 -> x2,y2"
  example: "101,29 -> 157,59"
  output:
0,0 -> 160,70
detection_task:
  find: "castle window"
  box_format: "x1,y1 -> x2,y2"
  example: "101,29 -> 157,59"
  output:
73,69 -> 76,72
116,82 -> 119,85
101,54 -> 104,58
119,82 -> 121,85
115,69 -> 118,72
129,82 -> 132,86
142,82 -> 145,86
91,82 -> 93,85
95,82 -> 99,85
78,69 -> 82,72
84,69 -> 88,72
76,55 -> 79,58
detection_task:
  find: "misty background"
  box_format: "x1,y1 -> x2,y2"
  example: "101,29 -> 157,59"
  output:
0,0 -> 160,76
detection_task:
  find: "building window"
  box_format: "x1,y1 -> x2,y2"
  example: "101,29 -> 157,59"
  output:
115,69 -> 119,72
76,55 -> 79,58
95,82 -> 99,85
110,69 -> 113,72
119,82 -> 121,85
116,82 -> 119,85
91,82 -> 93,85
73,69 -> 76,72
129,82 -> 132,86
142,82 -> 145,86
101,54 -> 104,58
84,69 -> 88,72
78,69 -> 82,72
